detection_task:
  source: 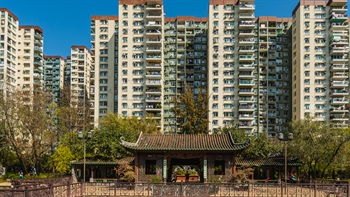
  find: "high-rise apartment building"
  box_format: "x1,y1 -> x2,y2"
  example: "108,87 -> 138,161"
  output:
70,46 -> 93,106
17,26 -> 44,92
163,17 -> 208,133
256,17 -> 292,135
44,56 -> 65,103
208,0 -> 257,133
64,56 -> 71,86
90,16 -> 119,125
292,0 -> 349,127
0,8 -> 18,95
116,0 -> 165,130
89,0 -> 349,133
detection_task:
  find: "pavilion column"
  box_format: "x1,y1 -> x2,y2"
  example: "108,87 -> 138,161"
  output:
163,156 -> 167,182
203,155 -> 208,182
134,152 -> 139,182
232,155 -> 237,175
90,166 -> 94,183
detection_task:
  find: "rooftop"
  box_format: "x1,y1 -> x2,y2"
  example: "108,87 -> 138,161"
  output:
121,132 -> 250,151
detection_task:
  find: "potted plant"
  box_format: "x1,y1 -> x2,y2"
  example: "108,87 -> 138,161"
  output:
175,168 -> 186,182
188,169 -> 199,182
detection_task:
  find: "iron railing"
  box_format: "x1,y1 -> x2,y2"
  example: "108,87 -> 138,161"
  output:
0,182 -> 349,197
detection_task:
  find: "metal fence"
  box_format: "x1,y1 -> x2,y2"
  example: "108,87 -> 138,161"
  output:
0,182 -> 349,197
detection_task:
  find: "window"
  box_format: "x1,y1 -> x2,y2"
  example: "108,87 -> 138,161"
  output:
145,160 -> 156,175
214,160 -> 225,175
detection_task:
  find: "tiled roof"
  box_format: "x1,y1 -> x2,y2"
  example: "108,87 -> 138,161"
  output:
236,158 -> 302,167
120,132 -> 250,151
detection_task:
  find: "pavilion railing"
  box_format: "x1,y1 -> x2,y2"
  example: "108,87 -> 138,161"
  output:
0,181 -> 349,197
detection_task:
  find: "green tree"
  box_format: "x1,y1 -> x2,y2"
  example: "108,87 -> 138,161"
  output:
87,113 -> 159,160
288,118 -> 350,179
219,126 -> 281,160
51,146 -> 75,175
0,89 -> 57,173
172,86 -> 209,134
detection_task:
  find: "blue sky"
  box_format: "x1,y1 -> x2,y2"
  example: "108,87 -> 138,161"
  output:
0,0 -> 318,57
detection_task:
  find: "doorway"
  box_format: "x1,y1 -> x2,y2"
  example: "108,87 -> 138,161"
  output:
168,158 -> 202,182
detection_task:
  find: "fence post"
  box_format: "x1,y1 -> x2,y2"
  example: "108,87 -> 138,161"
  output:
67,182 -> 71,197
147,181 -> 150,197
49,183 -> 54,196
24,186 -> 29,197
214,182 -> 217,197
314,182 -> 317,197
114,181 -> 117,197
280,182 -> 283,197
80,182 -> 83,197
248,182 -> 250,197
181,181 -> 183,197
347,182 -> 350,197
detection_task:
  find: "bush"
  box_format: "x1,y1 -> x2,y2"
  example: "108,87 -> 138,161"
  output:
150,175 -> 162,183
175,169 -> 186,175
188,170 -> 198,176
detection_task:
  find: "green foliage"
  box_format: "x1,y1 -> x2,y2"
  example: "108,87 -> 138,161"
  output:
150,175 -> 162,183
51,146 -> 75,175
231,165 -> 254,183
219,126 -> 282,160
289,118 -> 350,179
175,168 -> 186,175
210,176 -> 223,183
172,86 -> 209,134
88,113 -> 159,160
115,164 -> 134,182
188,169 -> 198,175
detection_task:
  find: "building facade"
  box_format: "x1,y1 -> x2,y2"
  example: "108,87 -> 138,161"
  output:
77,0 -> 349,133
0,9 -> 18,95
44,56 -> 65,103
90,16 -> 119,125
17,26 -> 44,92
292,0 -> 349,127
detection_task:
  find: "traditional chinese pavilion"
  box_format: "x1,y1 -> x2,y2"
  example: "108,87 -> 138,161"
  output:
120,132 -> 250,182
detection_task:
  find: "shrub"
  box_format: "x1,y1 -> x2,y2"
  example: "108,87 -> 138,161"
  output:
150,175 -> 162,183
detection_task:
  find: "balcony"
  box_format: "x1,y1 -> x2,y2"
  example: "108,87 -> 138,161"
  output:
331,81 -> 348,87
146,29 -> 161,36
146,80 -> 162,86
239,13 -> 255,19
330,22 -> 346,30
239,38 -> 255,45
331,57 -> 348,63
239,80 -> 255,86
331,64 -> 348,71
239,4 -> 255,11
331,73 -> 348,79
239,89 -> 254,95
238,122 -> 254,129
330,13 -> 347,23
238,105 -> 254,111
146,38 -> 162,44
146,46 -> 162,52
146,55 -> 162,62
146,13 -> 162,19
145,104 -> 162,111
239,21 -> 255,28
330,46 -> 349,54
239,55 -> 255,61
330,106 -> 348,113
145,96 -> 162,102
239,114 -> 254,120
146,88 -> 162,94
146,21 -> 162,28
239,64 -> 255,70
330,89 -> 348,96
146,71 -> 162,78
330,98 -> 349,104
